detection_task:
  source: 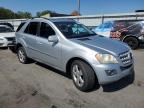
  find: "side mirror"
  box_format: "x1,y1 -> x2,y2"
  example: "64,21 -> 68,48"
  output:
48,35 -> 58,43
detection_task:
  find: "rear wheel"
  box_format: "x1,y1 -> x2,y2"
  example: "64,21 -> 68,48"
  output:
17,47 -> 29,64
123,37 -> 139,50
71,60 -> 97,91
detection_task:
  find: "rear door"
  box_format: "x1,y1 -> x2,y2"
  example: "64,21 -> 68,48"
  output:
22,22 -> 39,58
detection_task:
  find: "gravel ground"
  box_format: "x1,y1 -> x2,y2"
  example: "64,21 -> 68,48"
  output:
0,48 -> 144,108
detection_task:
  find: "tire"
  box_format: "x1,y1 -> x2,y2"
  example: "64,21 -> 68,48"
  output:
17,47 -> 29,64
129,69 -> 135,84
123,37 -> 139,50
71,60 -> 97,92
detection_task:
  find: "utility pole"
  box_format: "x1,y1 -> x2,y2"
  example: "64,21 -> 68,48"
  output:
78,0 -> 80,15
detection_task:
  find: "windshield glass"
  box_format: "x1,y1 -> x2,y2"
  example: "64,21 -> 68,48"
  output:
0,26 -> 14,33
54,21 -> 96,38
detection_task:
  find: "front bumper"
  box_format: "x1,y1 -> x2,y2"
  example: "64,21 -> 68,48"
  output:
0,37 -> 15,47
92,63 -> 134,84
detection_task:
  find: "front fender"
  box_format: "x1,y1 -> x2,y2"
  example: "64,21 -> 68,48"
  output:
62,48 -> 98,72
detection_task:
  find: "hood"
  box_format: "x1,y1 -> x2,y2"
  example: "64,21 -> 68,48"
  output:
70,35 -> 130,55
0,32 -> 15,38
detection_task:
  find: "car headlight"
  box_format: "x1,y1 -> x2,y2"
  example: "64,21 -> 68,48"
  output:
0,38 -> 4,41
138,35 -> 144,40
95,54 -> 118,64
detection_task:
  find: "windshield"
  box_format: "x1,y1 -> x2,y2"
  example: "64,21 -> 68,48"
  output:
0,26 -> 14,33
54,21 -> 96,38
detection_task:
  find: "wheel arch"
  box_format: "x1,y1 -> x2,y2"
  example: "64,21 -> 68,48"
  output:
16,43 -> 23,51
66,57 -> 99,83
121,35 -> 139,42
121,35 -> 140,49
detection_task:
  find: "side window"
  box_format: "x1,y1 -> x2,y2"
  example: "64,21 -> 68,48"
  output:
24,22 -> 39,35
39,22 -> 55,39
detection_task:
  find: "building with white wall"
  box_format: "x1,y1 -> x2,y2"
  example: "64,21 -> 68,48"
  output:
0,12 -> 144,30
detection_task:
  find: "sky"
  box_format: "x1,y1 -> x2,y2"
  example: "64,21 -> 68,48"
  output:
0,0 -> 144,16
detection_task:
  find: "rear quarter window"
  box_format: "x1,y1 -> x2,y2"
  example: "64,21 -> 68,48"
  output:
24,22 -> 39,35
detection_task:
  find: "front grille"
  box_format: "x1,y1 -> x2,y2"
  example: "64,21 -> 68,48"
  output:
5,37 -> 15,41
119,51 -> 132,65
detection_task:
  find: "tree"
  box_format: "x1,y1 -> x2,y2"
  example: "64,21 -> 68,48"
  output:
17,11 -> 32,18
36,10 -> 69,17
0,7 -> 32,19
0,7 -> 15,19
71,10 -> 80,16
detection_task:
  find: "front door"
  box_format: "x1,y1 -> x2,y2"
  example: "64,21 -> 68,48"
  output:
35,22 -> 61,68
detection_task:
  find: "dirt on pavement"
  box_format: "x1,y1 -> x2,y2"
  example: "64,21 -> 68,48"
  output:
0,48 -> 144,108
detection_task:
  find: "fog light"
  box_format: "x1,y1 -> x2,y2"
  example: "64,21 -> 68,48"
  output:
105,69 -> 117,76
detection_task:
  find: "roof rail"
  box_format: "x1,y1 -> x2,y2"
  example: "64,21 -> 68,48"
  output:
31,17 -> 75,21
31,17 -> 49,20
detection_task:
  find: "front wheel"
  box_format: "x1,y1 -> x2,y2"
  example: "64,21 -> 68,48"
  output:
71,60 -> 97,92
123,37 -> 139,50
17,47 -> 29,64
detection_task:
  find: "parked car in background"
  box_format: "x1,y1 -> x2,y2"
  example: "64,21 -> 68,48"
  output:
94,20 -> 144,49
0,25 -> 15,48
15,18 -> 134,91
0,22 -> 14,30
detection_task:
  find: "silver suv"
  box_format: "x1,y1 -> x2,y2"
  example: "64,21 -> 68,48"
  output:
16,18 -> 134,91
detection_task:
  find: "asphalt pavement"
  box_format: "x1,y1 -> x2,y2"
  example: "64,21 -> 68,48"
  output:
0,48 -> 144,108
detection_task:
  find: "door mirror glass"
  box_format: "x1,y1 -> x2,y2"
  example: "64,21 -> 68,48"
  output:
48,35 -> 58,43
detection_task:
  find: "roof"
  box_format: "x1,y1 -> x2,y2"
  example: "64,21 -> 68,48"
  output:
49,18 -> 75,23
31,17 -> 75,23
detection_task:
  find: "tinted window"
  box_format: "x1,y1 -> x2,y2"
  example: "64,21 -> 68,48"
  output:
0,26 -> 13,33
39,22 -> 55,38
16,22 -> 26,32
113,21 -> 142,33
24,22 -> 39,35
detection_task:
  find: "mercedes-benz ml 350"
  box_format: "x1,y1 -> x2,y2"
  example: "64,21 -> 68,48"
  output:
15,18 -> 134,91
